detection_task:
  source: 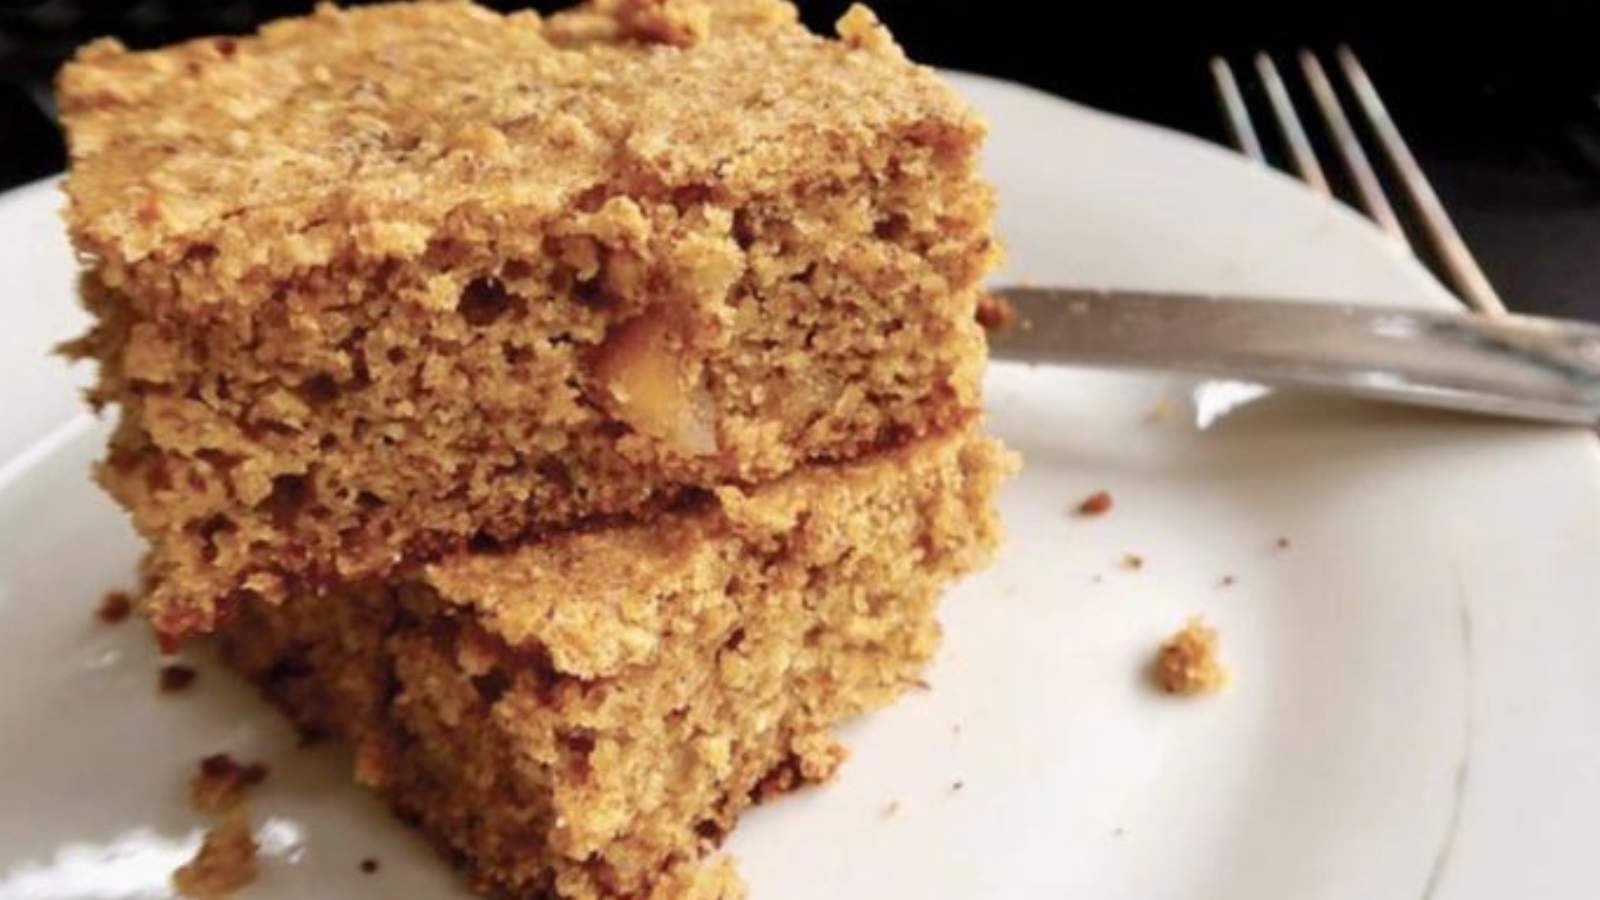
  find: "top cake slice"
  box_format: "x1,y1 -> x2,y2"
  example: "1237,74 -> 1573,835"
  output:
58,0 -> 998,638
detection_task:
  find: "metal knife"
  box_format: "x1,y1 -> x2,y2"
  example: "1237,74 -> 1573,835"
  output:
987,287 -> 1600,426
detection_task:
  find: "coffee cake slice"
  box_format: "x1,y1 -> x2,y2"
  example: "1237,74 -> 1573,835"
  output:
58,0 -> 997,639
219,426 -> 1013,899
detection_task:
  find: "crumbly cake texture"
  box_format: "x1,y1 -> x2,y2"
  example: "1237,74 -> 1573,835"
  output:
219,427 -> 1013,899
58,0 -> 998,639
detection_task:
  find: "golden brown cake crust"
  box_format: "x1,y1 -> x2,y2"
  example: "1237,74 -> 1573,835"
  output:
219,426 -> 1015,899
58,0 -> 975,289
61,0 -> 999,640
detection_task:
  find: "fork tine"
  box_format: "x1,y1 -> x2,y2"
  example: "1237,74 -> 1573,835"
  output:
1298,49 -> 1410,248
1253,52 -> 1330,195
1209,57 -> 1265,162
1335,46 -> 1508,315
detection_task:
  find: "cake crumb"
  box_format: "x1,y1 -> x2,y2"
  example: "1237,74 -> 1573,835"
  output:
881,800 -> 901,818
835,4 -> 903,57
1218,575 -> 1236,588
1120,553 -> 1144,571
360,858 -> 380,874
191,753 -> 269,815
1275,536 -> 1292,550
616,0 -> 710,48
974,292 -> 1018,332
1075,490 -> 1113,517
950,780 -> 964,792
160,664 -> 198,694
172,807 -> 258,898
912,678 -> 932,691
96,590 -> 133,623
1152,617 -> 1230,696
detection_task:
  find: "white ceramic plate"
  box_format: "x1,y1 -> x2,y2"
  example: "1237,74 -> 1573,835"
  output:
2,72 -> 1598,900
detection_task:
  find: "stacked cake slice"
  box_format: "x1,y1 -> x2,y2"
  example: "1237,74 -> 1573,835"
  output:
59,1 -> 1012,897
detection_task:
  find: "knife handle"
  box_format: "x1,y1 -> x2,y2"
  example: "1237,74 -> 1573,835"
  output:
989,287 -> 1600,426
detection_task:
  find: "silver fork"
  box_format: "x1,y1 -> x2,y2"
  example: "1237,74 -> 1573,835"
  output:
989,48 -> 1600,427
1209,46 -> 1507,317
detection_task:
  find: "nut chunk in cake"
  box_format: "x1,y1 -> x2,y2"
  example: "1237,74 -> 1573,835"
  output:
57,0 -> 999,638
219,427 -> 1015,899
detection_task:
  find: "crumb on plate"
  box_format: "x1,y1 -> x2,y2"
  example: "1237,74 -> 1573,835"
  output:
191,753 -> 269,815
360,857 -> 380,874
1075,490 -> 1113,517
172,806 -> 258,899
1152,617 -> 1229,696
1120,553 -> 1144,571
96,590 -> 133,623
159,663 -> 198,694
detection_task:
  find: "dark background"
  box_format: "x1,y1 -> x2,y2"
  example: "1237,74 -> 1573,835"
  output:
3,1 -> 1597,319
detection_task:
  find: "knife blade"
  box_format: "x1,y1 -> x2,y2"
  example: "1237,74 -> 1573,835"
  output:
987,287 -> 1600,426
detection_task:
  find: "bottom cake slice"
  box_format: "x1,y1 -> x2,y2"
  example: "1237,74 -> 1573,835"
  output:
219,425 -> 1014,899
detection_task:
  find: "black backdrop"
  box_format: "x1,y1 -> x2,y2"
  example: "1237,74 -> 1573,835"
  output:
3,1 -> 1597,318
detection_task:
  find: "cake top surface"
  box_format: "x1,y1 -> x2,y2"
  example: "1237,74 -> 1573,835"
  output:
58,0 -> 979,272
